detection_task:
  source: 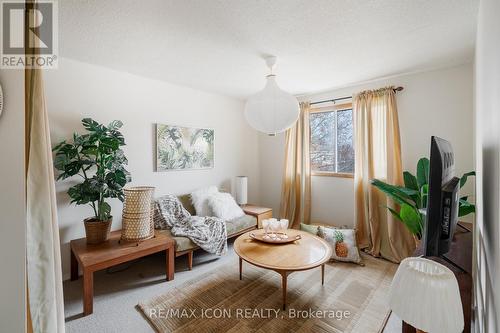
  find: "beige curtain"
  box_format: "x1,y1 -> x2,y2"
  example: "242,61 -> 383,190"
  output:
353,87 -> 415,263
25,2 -> 65,332
280,102 -> 312,229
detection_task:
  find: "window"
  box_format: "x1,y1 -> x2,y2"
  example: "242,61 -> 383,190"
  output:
310,104 -> 354,176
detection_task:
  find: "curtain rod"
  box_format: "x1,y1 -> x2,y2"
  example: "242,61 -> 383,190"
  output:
310,86 -> 404,106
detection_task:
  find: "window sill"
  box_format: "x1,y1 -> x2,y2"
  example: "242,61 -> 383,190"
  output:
311,172 -> 354,179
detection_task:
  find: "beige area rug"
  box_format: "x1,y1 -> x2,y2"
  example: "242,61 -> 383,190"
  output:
138,254 -> 397,333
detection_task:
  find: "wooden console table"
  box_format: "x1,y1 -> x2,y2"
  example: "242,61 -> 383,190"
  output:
70,230 -> 175,316
402,222 -> 472,332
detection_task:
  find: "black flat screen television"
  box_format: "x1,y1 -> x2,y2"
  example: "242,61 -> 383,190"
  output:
423,136 -> 460,257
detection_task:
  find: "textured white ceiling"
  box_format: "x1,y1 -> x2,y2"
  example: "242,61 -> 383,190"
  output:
59,0 -> 478,99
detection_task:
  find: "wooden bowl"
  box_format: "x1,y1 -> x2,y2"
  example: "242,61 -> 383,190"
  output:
249,230 -> 302,244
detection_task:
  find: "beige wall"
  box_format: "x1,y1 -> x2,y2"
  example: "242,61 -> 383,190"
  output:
44,58 -> 260,279
0,69 -> 26,332
474,0 -> 500,330
259,64 -> 475,227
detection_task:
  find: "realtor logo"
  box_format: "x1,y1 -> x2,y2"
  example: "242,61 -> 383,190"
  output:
1,0 -> 58,68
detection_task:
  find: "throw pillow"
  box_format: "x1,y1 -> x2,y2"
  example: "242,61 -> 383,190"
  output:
318,226 -> 362,264
190,186 -> 218,216
208,192 -> 245,221
300,223 -> 319,235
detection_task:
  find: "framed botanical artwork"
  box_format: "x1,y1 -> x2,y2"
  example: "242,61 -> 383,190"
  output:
155,124 -> 214,171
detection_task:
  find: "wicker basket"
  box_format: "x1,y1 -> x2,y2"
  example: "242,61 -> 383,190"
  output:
84,217 -> 112,244
121,186 -> 155,243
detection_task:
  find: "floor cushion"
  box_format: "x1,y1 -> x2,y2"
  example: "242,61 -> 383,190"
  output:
318,226 -> 362,264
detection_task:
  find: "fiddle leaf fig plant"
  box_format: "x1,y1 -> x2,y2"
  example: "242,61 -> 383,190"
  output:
371,157 -> 475,239
53,118 -> 131,221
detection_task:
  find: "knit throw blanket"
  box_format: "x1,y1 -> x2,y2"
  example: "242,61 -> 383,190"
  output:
154,195 -> 227,255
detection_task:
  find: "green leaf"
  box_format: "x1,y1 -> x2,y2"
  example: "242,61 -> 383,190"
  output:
371,179 -> 415,206
421,184 -> 429,208
100,137 -> 121,152
402,171 -> 421,207
98,201 -> 112,220
458,197 -> 475,217
81,144 -> 98,156
108,120 -> 123,130
62,160 -> 83,179
54,154 -> 69,171
82,118 -> 101,132
459,204 -> 475,217
416,158 -> 430,188
52,140 -> 66,152
396,186 -> 419,196
460,171 -> 475,188
67,182 -> 99,205
403,171 -> 419,191
400,203 -> 423,236
384,205 -> 403,222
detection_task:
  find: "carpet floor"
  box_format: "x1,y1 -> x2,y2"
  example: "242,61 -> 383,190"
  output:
138,250 -> 397,332
64,241 -> 401,333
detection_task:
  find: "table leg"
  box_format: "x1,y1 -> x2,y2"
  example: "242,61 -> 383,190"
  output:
83,269 -> 93,316
239,257 -> 242,280
187,251 -> 193,270
321,264 -> 325,285
166,246 -> 174,281
281,271 -> 288,310
70,249 -> 78,281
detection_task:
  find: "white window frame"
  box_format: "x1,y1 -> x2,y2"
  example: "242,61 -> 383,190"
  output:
309,103 -> 354,178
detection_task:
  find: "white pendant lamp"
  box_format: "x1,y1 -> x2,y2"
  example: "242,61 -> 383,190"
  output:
244,56 -> 300,136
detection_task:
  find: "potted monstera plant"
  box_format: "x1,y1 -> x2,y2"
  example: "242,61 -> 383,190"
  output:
53,118 -> 131,244
371,157 -> 475,239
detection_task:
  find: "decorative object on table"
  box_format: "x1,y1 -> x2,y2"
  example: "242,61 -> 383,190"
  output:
190,185 -> 218,216
207,192 -> 244,221
318,226 -> 362,264
156,124 -> 214,171
53,118 -> 131,244
262,218 -> 275,239
261,218 -> 290,241
371,157 -> 475,239
121,186 -> 156,243
249,230 -> 301,244
279,219 -> 289,238
244,56 -> 299,135
235,176 -> 248,205
389,257 -> 464,333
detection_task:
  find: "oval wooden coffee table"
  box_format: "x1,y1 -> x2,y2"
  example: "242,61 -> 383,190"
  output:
234,230 -> 332,310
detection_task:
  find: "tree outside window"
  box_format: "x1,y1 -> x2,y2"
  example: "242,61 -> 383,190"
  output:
310,107 -> 354,175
